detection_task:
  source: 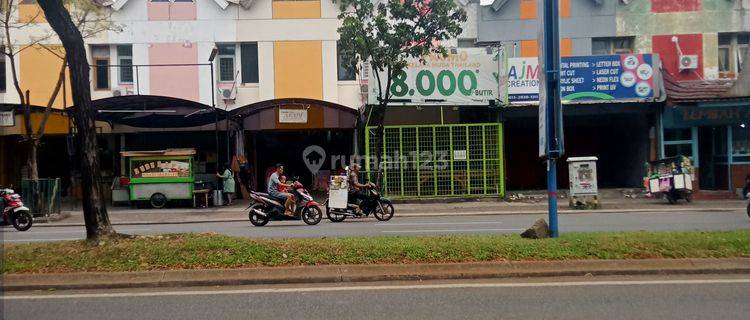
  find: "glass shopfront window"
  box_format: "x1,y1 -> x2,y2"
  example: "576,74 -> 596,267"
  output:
663,128 -> 695,160
732,124 -> 750,163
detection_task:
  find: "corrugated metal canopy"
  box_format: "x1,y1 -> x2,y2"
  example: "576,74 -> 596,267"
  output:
85,95 -> 226,128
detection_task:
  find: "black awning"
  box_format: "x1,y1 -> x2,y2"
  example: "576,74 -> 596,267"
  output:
79,95 -> 226,128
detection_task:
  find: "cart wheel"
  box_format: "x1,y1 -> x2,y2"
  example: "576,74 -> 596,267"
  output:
326,206 -> 347,222
150,193 -> 168,209
665,193 -> 676,205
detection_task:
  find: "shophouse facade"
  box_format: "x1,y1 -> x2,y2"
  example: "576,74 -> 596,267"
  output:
478,0 -> 750,196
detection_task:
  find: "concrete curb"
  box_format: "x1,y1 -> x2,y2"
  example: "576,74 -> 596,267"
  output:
32,207 -> 744,227
3,258 -> 749,292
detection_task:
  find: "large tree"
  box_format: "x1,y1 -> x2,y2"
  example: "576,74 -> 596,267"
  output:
37,0 -> 114,239
336,0 -> 466,179
1,0 -> 116,213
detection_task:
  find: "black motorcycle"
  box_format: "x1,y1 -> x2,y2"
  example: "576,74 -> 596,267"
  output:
324,184 -> 394,222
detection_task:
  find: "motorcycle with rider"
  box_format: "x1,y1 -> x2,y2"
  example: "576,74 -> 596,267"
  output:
325,164 -> 394,222
247,163 -> 322,226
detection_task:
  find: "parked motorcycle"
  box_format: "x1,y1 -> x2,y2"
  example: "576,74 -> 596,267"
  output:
324,183 -> 394,222
1,186 -> 33,231
247,179 -> 322,226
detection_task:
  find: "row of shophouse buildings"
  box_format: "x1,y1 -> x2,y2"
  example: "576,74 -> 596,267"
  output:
1,0 -> 749,201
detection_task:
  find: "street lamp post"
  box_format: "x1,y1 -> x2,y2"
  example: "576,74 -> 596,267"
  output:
538,0 -> 564,238
209,47 -> 219,168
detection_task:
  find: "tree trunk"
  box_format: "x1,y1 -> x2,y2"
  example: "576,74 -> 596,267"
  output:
37,0 -> 114,239
369,102 -> 388,186
26,139 -> 43,214
26,140 -> 39,181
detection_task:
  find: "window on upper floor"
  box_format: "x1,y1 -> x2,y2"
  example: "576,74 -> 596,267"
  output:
718,33 -> 750,79
117,45 -> 133,84
458,39 -> 477,48
91,45 -> 110,90
240,43 -> 259,84
337,41 -> 356,81
591,37 -> 634,55
217,44 -> 236,82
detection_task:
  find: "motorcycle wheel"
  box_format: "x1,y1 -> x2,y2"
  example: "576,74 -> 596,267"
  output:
747,203 -> 750,219
302,206 -> 323,225
12,211 -> 33,231
248,204 -> 269,227
326,206 -> 347,222
373,200 -> 394,222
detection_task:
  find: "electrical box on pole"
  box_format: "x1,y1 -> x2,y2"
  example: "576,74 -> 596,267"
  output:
537,0 -> 564,238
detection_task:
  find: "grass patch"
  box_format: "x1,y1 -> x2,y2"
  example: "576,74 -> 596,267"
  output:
3,230 -> 750,274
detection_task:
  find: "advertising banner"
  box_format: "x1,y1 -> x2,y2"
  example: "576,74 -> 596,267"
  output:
508,54 -> 657,104
368,48 -> 506,105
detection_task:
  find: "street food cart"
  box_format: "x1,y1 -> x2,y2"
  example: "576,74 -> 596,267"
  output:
122,149 -> 195,208
645,155 -> 694,204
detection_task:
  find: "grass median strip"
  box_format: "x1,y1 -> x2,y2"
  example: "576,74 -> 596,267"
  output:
3,230 -> 750,274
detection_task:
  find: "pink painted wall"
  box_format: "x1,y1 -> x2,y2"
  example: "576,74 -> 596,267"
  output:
147,2 -> 170,21
148,43 -> 199,102
169,2 -> 197,20
147,2 -> 196,21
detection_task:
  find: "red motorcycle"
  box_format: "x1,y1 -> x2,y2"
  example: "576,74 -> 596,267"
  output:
247,179 -> 322,226
1,187 -> 33,231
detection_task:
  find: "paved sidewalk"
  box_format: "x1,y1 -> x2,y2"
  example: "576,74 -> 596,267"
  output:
3,258 -> 749,291
37,197 -> 746,227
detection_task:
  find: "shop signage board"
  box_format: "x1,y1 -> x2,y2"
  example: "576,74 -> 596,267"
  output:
368,48 -> 507,106
0,110 -> 14,127
508,54 -> 657,104
279,109 -> 308,123
663,105 -> 750,128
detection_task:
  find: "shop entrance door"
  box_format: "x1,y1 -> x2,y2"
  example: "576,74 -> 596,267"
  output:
698,126 -> 729,191
247,130 -> 353,194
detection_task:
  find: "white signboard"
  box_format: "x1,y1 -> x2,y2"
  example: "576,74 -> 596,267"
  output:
453,150 -> 467,160
368,48 -> 506,105
507,57 -> 541,103
278,109 -> 308,123
0,111 -> 14,127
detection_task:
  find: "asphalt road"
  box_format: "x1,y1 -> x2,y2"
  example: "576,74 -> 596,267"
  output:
3,275 -> 749,320
0,210 -> 750,243
1,210 -> 749,242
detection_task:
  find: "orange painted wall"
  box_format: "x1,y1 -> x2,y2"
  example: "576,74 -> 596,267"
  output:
519,0 -> 536,20
560,38 -> 572,57
20,113 -> 70,135
273,41 -> 323,100
18,3 -> 46,23
520,38 -> 573,57
520,40 -> 538,57
560,0 -> 571,18
520,0 -> 570,20
19,45 -> 72,109
272,0 -> 321,19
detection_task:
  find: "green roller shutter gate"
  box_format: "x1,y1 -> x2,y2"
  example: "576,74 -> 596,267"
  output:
365,123 -> 505,199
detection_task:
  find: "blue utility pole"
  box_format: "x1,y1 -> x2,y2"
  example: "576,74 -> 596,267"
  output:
538,0 -> 564,238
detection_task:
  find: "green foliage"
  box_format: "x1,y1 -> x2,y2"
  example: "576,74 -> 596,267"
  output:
3,230 -> 750,273
335,0 -> 467,102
